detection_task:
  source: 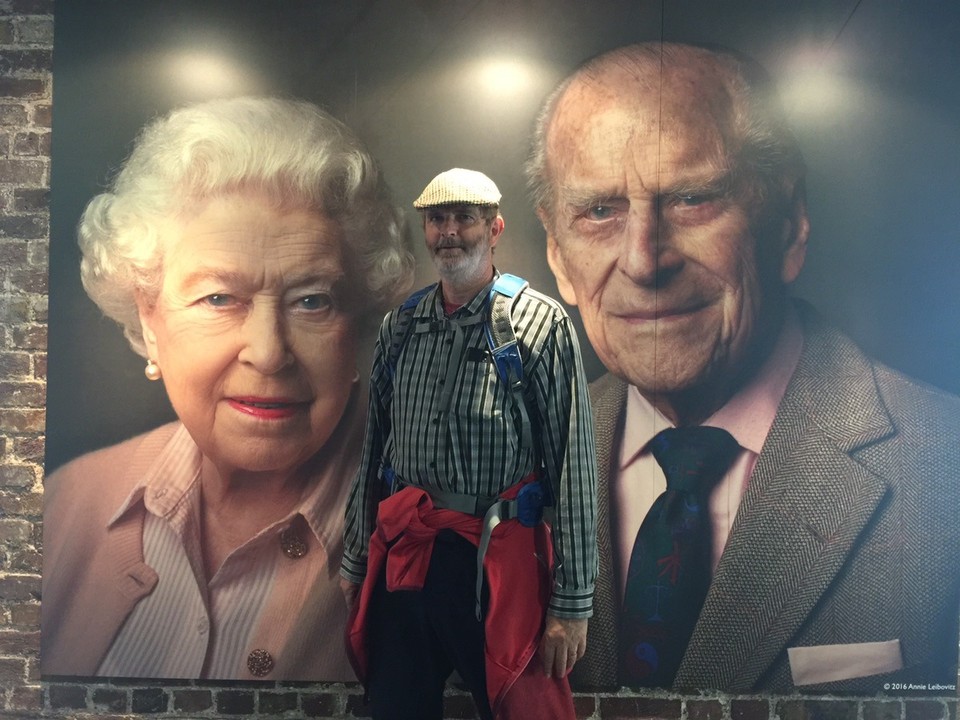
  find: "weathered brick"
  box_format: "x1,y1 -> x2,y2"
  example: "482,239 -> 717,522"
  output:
0,351 -> 30,377
777,699 -> 859,720
131,687 -> 168,713
0,78 -> 44,98
0,105 -> 28,126
0,241 -> 29,266
0,464 -> 36,487
906,700 -> 950,720
9,683 -> 42,711
0,490 -> 43,514
300,693 -> 344,718
0,296 -> 32,324
12,188 -> 47,211
0,518 -> 32,543
0,408 -> 45,433
48,683 -> 87,710
32,103 -> 50,127
732,698 -> 769,720
0,657 -> 25,682
173,688 -> 213,713
9,268 -> 47,293
0,575 -> 40,602
688,699 -> 725,720
38,129 -> 50,156
8,324 -> 46,349
343,693 -> 370,718
0,19 -> 12,44
29,295 -> 47,323
15,16 -> 53,44
10,547 -> 41,572
259,690 -> 299,714
218,689 -> 256,714
31,352 -> 45,378
0,214 -> 46,239
92,688 -> 128,713
0,50 -> 52,74
574,694 -> 598,719
0,158 -> 44,184
599,697 -> 682,720
864,700 -> 903,720
13,132 -> 39,155
0,381 -> 44,407
9,603 -> 40,627
12,0 -> 55,14
12,436 -> 43,463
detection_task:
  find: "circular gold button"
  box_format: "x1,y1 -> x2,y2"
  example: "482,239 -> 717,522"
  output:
247,649 -> 274,677
280,527 -> 308,559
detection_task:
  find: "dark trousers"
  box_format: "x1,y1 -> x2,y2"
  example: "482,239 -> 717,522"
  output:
366,530 -> 492,720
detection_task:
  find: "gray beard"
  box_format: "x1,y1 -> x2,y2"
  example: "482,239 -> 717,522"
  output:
433,240 -> 488,287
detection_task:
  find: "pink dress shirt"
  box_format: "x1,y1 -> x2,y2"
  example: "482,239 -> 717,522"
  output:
612,310 -> 804,598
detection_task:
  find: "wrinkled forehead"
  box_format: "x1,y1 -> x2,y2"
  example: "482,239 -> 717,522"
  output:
548,58 -> 741,167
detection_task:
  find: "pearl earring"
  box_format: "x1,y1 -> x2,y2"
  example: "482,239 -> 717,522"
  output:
144,359 -> 162,381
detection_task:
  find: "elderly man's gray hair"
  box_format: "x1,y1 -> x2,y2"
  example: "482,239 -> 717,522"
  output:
525,42 -> 806,223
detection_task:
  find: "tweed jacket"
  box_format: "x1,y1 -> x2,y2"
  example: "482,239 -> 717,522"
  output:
573,303 -> 960,693
41,421 -> 357,681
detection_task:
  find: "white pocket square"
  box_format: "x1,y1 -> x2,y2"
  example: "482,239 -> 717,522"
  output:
788,639 -> 903,686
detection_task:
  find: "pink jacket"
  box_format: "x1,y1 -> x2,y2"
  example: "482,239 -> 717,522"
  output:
42,422 -> 356,681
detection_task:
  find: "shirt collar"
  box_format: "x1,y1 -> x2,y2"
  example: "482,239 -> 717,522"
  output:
107,394 -> 363,553
620,306 -> 804,469
422,270 -> 500,319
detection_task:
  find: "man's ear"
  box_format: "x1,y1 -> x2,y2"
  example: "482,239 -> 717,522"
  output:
780,178 -> 810,284
136,292 -> 161,360
539,209 -> 578,306
488,214 -> 505,250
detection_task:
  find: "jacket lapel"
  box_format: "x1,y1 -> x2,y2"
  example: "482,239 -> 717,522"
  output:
676,310 -> 897,691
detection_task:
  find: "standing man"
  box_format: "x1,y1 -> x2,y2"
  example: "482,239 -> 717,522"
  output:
527,43 -> 960,693
341,169 -> 597,719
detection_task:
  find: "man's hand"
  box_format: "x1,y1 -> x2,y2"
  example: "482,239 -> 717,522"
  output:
339,577 -> 361,609
538,616 -> 588,678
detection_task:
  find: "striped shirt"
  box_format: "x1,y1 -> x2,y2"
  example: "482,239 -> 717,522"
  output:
96,422 -> 356,680
342,273 -> 598,617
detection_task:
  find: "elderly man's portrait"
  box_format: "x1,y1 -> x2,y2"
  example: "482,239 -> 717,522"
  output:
45,0 -> 959,694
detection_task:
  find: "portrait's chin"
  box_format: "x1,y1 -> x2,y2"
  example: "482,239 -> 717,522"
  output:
207,437 -> 323,478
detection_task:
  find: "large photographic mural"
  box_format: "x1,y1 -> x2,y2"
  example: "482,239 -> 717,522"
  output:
45,0 -> 959,696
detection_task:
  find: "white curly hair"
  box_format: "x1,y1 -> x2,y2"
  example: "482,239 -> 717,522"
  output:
79,96 -> 414,357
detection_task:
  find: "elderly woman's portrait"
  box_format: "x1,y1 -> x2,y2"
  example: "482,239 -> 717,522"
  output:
46,0 -> 960,695
41,97 -> 413,680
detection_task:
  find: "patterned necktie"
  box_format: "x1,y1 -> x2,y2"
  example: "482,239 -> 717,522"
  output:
621,426 -> 740,686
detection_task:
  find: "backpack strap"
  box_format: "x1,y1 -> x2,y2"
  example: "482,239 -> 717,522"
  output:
386,283 -> 436,380
485,273 -> 529,385
484,273 -> 534,457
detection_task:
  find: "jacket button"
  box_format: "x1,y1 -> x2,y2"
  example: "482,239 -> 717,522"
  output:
280,527 -> 308,559
247,649 -> 274,677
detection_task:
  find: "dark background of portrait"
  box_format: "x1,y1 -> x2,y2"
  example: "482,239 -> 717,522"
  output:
48,0 -> 960,474
48,3 -> 959,483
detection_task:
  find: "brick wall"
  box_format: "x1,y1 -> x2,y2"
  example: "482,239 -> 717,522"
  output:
0,3 -> 956,719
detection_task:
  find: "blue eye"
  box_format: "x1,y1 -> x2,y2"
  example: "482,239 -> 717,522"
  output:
204,294 -> 234,307
586,205 -> 615,220
297,293 -> 333,311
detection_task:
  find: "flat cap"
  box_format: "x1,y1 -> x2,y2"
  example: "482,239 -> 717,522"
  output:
413,168 -> 501,208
